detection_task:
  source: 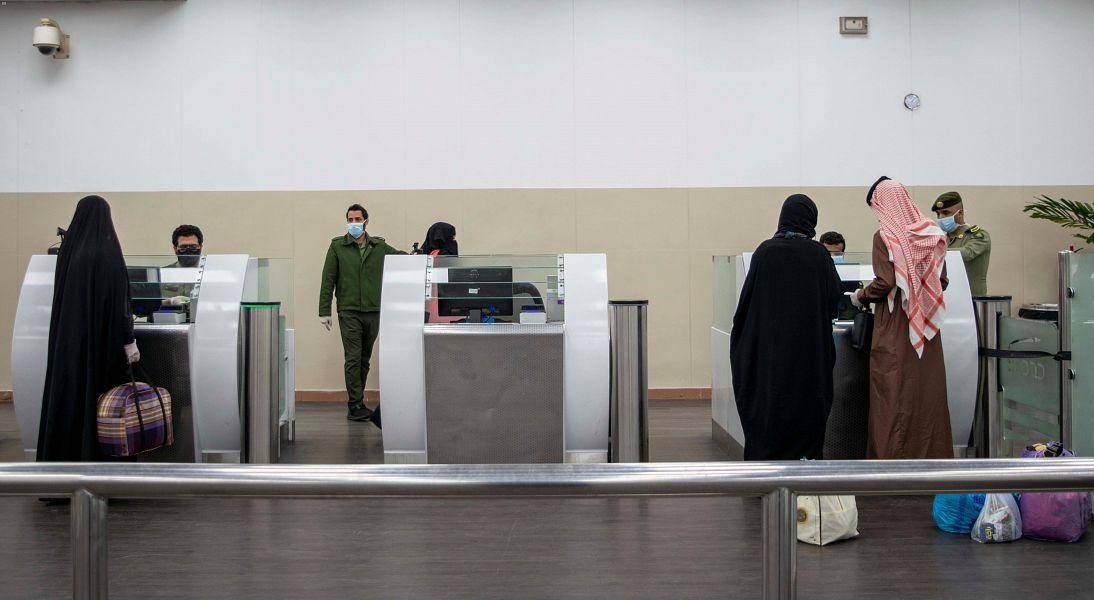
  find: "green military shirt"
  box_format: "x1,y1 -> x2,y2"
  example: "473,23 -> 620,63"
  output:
318,234 -> 406,317
948,224 -> 991,297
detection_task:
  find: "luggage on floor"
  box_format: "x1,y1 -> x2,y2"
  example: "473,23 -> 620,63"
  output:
971,493 -> 1022,543
1018,441 -> 1091,542
97,366 -> 173,457
932,493 -> 986,534
796,495 -> 859,546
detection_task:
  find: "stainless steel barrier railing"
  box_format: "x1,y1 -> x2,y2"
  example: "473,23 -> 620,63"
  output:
4,459 -> 1094,600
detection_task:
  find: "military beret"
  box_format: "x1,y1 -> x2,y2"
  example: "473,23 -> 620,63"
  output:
933,191 -> 963,212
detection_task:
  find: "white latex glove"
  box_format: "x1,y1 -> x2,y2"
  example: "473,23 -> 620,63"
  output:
848,290 -> 864,310
319,316 -> 332,331
163,295 -> 190,306
124,341 -> 140,364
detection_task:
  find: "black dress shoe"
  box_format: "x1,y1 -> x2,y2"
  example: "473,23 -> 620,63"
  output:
369,405 -> 382,429
347,403 -> 374,422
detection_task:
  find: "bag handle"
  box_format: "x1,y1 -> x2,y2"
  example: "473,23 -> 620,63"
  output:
125,362 -> 170,442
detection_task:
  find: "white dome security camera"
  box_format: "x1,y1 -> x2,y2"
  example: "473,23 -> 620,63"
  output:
33,18 -> 69,59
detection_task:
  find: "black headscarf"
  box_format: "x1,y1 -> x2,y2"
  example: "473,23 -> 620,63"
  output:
731,193 -> 842,460
421,222 -> 458,256
38,195 -> 135,461
775,194 -> 819,239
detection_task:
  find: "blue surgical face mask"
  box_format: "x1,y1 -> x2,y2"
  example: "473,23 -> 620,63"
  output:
937,215 -> 958,233
347,222 -> 365,238
832,254 -> 845,265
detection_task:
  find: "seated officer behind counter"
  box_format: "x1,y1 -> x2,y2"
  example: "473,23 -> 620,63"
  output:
819,231 -> 863,320
159,224 -> 204,306
820,231 -> 846,256
932,191 -> 991,297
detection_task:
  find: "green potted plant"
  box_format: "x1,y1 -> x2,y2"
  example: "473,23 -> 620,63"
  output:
1023,195 -> 1094,247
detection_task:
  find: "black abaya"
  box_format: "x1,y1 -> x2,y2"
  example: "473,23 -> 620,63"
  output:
730,194 -> 843,460
421,222 -> 458,256
37,195 -> 135,461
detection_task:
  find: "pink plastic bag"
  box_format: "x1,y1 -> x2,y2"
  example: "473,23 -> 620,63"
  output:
1019,492 -> 1090,542
1019,442 -> 1091,543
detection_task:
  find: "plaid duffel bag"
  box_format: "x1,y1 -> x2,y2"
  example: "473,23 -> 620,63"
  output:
97,366 -> 173,457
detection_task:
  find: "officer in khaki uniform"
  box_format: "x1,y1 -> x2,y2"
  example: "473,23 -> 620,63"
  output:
318,204 -> 406,426
932,191 -> 991,296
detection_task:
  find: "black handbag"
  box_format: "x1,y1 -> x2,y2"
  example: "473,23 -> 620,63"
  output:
850,310 -> 874,351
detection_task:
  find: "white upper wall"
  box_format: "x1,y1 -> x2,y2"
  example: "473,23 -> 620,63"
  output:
0,0 -> 1092,192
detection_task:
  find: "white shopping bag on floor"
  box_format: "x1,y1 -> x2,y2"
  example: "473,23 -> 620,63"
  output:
796,495 -> 859,546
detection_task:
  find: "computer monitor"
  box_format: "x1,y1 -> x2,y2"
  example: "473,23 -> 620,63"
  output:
437,267 -> 514,319
128,267 -> 163,317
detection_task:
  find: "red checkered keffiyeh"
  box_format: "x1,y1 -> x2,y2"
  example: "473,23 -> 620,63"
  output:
869,179 -> 947,357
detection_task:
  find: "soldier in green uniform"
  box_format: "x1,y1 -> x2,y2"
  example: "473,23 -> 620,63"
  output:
318,204 -> 406,425
932,191 -> 991,296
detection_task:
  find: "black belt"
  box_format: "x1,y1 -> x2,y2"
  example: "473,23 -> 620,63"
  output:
979,347 -> 1071,361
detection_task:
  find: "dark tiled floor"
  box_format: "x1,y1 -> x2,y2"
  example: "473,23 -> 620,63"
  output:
1,401 -> 1092,599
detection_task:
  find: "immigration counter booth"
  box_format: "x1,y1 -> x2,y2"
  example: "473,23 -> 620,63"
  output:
710,250 -> 980,459
378,253 -> 610,465
11,254 -> 296,464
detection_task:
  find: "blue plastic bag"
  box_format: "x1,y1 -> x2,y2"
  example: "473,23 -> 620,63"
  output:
933,493 -> 987,534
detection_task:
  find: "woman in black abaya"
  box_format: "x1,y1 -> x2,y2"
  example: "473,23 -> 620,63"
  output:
420,222 -> 458,256
730,194 -> 843,460
38,195 -> 139,462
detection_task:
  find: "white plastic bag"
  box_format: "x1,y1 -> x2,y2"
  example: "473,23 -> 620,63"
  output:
971,493 -> 1022,543
796,495 -> 859,546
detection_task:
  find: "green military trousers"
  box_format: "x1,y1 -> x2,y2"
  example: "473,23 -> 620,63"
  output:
338,310 -> 380,405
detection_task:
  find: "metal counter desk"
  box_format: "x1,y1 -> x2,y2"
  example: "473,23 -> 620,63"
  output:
131,324 -> 196,462
423,323 -> 565,463
378,253 -> 610,465
712,323 -> 870,460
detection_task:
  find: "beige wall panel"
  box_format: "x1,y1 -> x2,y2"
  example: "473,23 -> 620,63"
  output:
101,192 -> 184,256
689,247 -> 748,387
576,188 -> 689,252
179,192 -> 296,258
17,193 -> 81,259
803,187 -> 875,253
987,242 -> 1025,309
0,252 -> 20,390
403,190 -> 468,253
460,189 -> 577,255
0,194 -> 19,254
689,187 -> 798,251
608,249 -> 692,388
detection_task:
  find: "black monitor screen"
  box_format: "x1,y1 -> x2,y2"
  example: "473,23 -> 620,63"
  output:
437,267 -> 514,319
128,267 -> 163,317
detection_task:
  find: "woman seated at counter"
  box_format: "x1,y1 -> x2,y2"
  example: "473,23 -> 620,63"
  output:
418,222 -> 464,324
731,194 -> 843,460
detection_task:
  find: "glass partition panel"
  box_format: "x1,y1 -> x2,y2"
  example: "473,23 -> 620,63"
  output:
998,315 -> 1061,455
124,255 -> 201,320
250,258 -> 295,327
1066,252 -> 1094,455
428,254 -> 561,323
834,251 -> 872,266
712,256 -> 736,332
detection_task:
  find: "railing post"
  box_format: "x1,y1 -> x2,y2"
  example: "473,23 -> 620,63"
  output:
72,488 -> 108,600
762,487 -> 796,600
